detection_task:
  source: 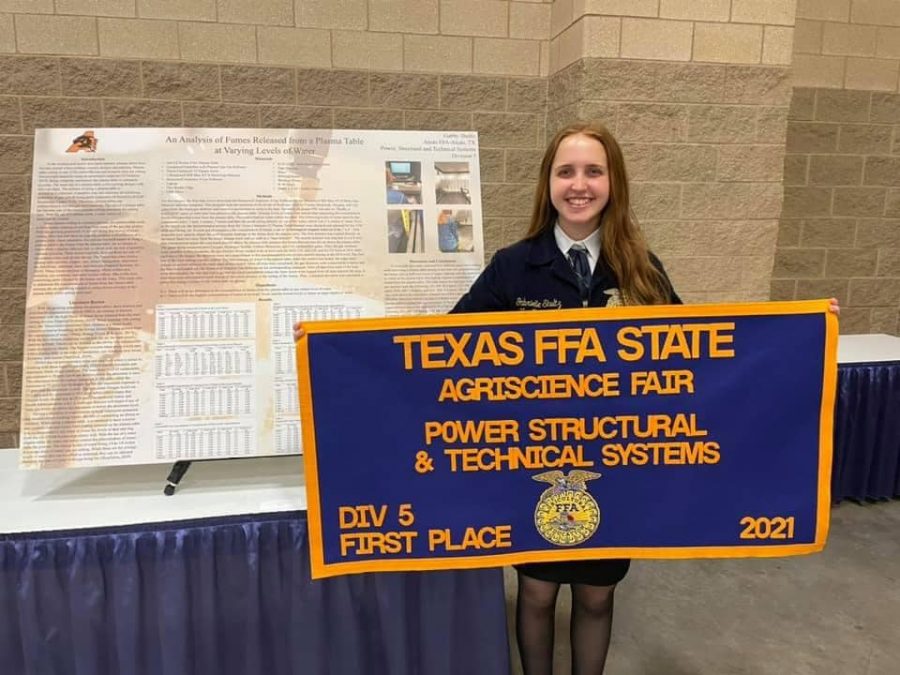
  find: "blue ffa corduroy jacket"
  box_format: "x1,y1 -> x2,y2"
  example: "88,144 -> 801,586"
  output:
451,227 -> 680,313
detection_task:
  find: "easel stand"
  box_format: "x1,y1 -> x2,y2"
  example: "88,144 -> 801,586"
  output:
164,460 -> 193,495
162,456 -> 262,495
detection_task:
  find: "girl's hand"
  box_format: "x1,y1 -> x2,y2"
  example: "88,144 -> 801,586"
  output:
293,321 -> 305,342
828,297 -> 840,316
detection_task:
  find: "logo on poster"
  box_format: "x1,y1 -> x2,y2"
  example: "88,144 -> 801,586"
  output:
66,130 -> 98,153
532,470 -> 602,546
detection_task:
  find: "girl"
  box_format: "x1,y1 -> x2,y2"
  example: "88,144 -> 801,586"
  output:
293,120 -> 839,675
451,121 -> 678,674
451,121 -> 840,674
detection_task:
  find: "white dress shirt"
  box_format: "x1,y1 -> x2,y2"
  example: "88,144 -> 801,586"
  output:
553,223 -> 601,274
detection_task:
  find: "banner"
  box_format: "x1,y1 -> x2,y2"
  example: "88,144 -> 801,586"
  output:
297,301 -> 838,579
21,128 -> 483,468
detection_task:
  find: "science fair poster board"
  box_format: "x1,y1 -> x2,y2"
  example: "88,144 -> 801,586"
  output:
22,128 -> 483,468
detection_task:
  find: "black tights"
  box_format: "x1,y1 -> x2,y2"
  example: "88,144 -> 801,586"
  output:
515,573 -> 616,675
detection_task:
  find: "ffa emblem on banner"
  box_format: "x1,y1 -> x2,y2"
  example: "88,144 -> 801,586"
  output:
532,470 -> 602,546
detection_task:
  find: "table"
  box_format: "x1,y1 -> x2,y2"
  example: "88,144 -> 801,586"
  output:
0,453 -> 510,675
2,333 -> 897,673
834,334 -> 900,502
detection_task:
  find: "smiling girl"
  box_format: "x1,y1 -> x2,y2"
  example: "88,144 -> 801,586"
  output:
291,120 -> 839,675
451,121 -> 680,674
448,121 -> 839,675
453,122 -> 677,319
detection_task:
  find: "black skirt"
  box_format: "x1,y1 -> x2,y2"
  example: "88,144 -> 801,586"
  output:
515,559 -> 630,587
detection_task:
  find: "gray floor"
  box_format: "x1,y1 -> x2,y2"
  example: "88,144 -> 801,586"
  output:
503,499 -> 900,675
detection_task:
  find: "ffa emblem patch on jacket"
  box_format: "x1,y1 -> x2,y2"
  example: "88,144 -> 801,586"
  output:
604,289 -> 624,307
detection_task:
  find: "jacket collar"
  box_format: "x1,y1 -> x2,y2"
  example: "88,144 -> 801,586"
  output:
526,227 -> 563,267
526,225 -> 617,289
526,226 -> 584,291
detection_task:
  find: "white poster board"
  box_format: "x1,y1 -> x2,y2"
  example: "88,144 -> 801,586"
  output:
21,128 -> 484,468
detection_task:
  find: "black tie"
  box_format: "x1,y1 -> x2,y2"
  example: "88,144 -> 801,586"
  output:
567,245 -> 591,303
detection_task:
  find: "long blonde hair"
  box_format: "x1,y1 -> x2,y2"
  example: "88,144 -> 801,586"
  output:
526,122 -> 670,305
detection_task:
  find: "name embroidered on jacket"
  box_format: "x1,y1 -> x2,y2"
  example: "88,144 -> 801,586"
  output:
516,297 -> 563,310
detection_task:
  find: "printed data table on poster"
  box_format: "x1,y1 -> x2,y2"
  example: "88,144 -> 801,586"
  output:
21,128 -> 483,468
297,301 -> 838,579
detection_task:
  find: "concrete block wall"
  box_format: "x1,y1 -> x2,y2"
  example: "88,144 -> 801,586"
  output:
550,0 -> 797,70
792,0 -> 900,90
0,1 -> 553,446
0,0 -> 897,444
547,1 -> 796,305
0,0 -> 551,75
772,0 -> 900,334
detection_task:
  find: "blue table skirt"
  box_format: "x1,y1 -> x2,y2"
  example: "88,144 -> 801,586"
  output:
833,361 -> 900,502
2,361 -> 896,673
0,511 -> 510,675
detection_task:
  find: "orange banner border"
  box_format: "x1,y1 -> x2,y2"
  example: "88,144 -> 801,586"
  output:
296,299 -> 838,579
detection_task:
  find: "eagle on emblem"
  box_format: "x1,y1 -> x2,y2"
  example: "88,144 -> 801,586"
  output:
532,470 -> 602,498
604,288 -> 624,307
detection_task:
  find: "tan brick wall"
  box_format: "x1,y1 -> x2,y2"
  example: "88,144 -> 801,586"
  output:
0,2 -> 556,441
794,0 -> 900,91
0,0 -> 552,77
548,58 -> 790,304
0,53 -> 547,441
550,0 -> 797,71
547,0 -> 798,309
773,0 -> 900,335
772,87 -> 900,334
546,2 -> 797,316
3,0 -> 895,446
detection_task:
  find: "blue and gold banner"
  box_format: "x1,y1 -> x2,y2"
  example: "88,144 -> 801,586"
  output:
296,300 -> 838,579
